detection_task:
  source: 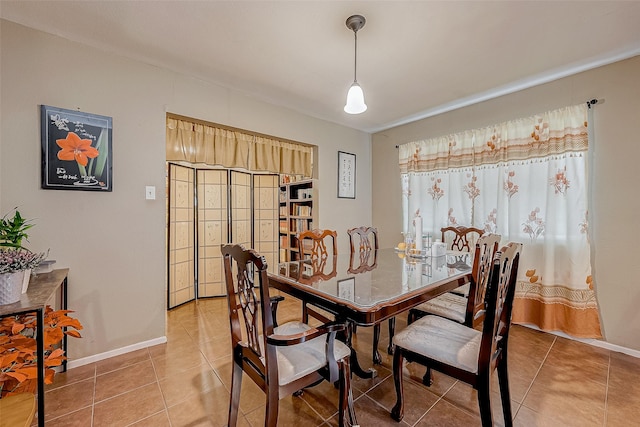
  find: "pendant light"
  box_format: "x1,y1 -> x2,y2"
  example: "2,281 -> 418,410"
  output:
344,14 -> 367,114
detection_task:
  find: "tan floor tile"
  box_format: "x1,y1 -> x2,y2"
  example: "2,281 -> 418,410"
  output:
521,363 -> 605,427
46,363 -> 96,391
94,359 -> 157,402
198,334 -> 232,362
93,383 -> 165,426
508,326 -> 555,361
129,410 -> 171,426
366,375 -> 439,426
299,377 -> 363,420
486,350 -> 541,403
158,363 -> 224,407
95,348 -> 151,375
609,350 -> 640,392
151,345 -> 207,379
236,393 -> 325,427
326,394 -> 409,427
514,405 -> 561,426
550,336 -> 610,366
44,406 -> 93,427
43,377 -> 95,421
441,379 -> 515,426
166,388 -> 231,426
415,398 -> 480,427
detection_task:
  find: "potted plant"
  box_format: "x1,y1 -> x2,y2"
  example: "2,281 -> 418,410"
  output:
0,209 -> 34,250
0,305 -> 83,398
0,209 -> 47,298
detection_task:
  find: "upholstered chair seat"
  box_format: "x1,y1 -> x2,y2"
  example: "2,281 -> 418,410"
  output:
260,321 -> 351,385
393,315 -> 481,373
411,293 -> 467,325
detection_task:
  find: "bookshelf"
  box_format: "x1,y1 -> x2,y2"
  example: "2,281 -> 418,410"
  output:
279,179 -> 316,262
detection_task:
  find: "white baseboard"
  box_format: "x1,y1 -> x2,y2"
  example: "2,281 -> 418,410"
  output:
518,323 -> 640,358
67,336 -> 168,369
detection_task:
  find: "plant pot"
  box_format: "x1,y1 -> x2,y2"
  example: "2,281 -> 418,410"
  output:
22,268 -> 32,294
0,271 -> 25,304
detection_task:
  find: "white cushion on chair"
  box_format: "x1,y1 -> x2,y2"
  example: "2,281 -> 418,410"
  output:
262,321 -> 351,386
413,292 -> 467,324
450,283 -> 470,297
393,315 -> 481,373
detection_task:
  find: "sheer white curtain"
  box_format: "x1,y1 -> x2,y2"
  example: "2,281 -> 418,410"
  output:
399,104 -> 601,338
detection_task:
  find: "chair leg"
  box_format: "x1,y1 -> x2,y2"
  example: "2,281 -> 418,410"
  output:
407,309 -> 416,325
372,324 -> 382,364
338,359 -> 359,427
497,358 -> 514,427
477,374 -> 493,427
387,317 -> 396,355
302,301 -> 308,323
422,367 -> 433,386
228,360 -> 243,427
390,348 -> 405,422
265,387 -> 279,427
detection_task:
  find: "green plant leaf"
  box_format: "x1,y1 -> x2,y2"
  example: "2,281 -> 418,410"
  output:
94,128 -> 109,179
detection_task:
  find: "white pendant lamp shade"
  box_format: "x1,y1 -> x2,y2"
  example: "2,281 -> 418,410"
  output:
344,82 -> 367,114
344,15 -> 367,115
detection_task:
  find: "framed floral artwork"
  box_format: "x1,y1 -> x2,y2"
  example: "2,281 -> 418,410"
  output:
40,105 -> 113,191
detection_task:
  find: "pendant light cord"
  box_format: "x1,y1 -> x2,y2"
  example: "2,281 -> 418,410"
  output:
353,30 -> 358,83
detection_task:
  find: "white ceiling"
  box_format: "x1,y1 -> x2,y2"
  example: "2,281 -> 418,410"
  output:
2,1 -> 640,133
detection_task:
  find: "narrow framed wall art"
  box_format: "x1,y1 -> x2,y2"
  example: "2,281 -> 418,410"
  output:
41,105 -> 113,191
337,151 -> 356,199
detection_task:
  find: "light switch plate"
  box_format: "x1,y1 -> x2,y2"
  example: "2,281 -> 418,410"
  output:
145,186 -> 156,200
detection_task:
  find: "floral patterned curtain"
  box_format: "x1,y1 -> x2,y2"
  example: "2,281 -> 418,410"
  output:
399,104 -> 601,338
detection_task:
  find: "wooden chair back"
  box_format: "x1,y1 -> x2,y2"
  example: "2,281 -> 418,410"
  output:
347,226 -> 379,252
441,226 -> 484,252
221,244 -> 274,382
347,226 -> 378,273
298,229 -> 338,259
465,233 -> 501,327
478,242 -> 521,375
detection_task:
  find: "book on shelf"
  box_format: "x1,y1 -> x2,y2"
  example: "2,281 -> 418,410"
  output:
292,204 -> 311,216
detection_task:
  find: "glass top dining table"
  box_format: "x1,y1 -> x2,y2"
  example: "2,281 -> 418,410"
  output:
269,248 -> 473,325
268,248 -> 473,377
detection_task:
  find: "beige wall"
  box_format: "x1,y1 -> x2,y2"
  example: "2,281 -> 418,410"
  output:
0,20 -> 371,360
372,56 -> 640,351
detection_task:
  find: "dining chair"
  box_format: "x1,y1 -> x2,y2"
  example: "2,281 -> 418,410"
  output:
297,229 -> 339,324
408,233 -> 501,328
347,226 -> 393,364
407,233 -> 500,385
390,242 -> 522,427
221,244 -> 358,427
441,225 -> 485,297
441,225 -> 484,252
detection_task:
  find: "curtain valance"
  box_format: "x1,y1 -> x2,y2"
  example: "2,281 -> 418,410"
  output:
166,117 -> 313,177
399,104 -> 588,173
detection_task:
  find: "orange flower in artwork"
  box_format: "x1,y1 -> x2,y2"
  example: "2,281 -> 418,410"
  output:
56,132 -> 99,167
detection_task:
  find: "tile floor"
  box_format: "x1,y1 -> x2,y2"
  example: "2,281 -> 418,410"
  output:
40,296 -> 640,426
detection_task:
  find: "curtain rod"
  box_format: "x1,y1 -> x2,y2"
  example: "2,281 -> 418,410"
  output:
394,99 -> 601,148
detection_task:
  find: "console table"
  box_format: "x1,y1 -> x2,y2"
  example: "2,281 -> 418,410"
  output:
0,268 -> 68,427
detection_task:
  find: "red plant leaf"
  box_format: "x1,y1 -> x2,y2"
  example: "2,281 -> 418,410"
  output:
65,330 -> 82,338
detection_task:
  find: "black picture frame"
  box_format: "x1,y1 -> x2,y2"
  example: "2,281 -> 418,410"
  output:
337,151 -> 356,199
41,105 -> 113,191
337,277 -> 355,302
